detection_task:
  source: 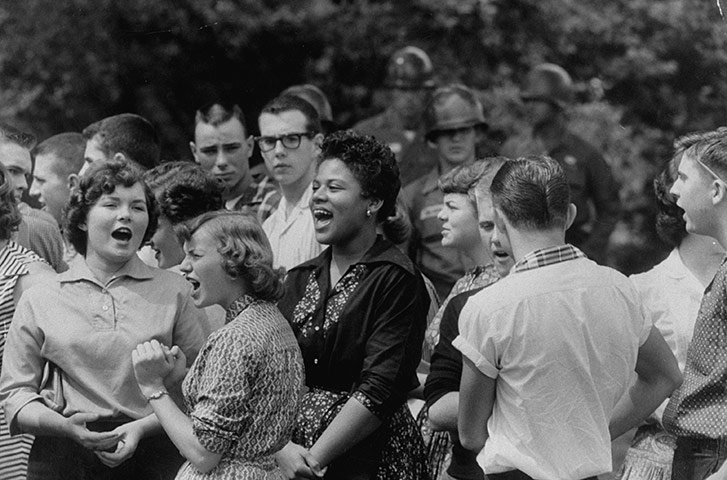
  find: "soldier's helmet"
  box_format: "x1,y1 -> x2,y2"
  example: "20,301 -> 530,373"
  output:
281,84 -> 333,123
424,84 -> 487,141
520,63 -> 574,110
384,46 -> 435,90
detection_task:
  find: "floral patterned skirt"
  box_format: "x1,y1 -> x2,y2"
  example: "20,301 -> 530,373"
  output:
416,406 -> 452,480
293,388 -> 430,480
617,423 -> 676,480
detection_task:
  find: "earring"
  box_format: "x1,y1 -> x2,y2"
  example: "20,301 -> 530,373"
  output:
366,208 -> 372,218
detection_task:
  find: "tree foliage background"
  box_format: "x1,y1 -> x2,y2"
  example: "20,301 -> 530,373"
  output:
2,0 -> 726,272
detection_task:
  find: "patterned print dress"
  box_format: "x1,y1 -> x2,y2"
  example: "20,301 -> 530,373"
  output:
278,238 -> 430,480
177,295 -> 304,480
0,241 -> 43,480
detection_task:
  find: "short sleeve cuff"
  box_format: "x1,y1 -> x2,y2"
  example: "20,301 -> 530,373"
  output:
190,412 -> 236,455
6,395 -> 44,436
452,335 -> 499,379
638,316 -> 652,347
351,390 -> 387,419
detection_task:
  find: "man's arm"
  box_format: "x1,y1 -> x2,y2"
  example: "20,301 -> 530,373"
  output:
609,326 -> 682,439
457,356 -> 496,452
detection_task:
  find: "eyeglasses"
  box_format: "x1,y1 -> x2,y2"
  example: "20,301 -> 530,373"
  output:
696,157 -> 727,183
255,132 -> 315,152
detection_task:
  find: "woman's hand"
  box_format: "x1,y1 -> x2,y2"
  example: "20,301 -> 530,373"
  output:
132,340 -> 178,396
63,412 -> 121,451
163,345 -> 187,390
275,441 -> 326,479
94,421 -> 143,468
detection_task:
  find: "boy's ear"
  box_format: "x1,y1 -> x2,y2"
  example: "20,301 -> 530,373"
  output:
565,203 -> 578,230
712,180 -> 727,205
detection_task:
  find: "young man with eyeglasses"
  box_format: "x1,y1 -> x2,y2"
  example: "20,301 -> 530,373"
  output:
402,84 -> 489,299
257,95 -> 325,270
664,127 -> 727,480
190,102 -> 279,222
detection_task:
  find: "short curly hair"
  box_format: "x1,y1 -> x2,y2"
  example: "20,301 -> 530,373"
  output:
439,158 -> 508,211
144,161 -> 224,225
0,163 -> 21,241
318,130 -> 400,222
653,160 -> 686,248
176,211 -> 284,302
64,160 -> 159,256
381,194 -> 413,245
652,134 -> 702,248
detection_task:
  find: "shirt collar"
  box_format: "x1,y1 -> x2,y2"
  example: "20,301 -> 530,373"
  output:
512,244 -> 586,273
656,249 -> 692,280
292,235 -> 417,277
279,182 -> 314,212
224,294 -> 258,324
59,253 -> 155,284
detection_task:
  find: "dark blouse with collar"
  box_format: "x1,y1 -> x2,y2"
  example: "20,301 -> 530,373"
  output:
278,236 -> 429,420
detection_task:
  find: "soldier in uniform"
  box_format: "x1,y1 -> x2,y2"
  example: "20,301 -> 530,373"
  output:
353,46 -> 438,186
403,84 -> 489,299
517,63 -> 621,264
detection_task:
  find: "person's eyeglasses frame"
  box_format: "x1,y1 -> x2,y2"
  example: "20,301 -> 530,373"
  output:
255,132 -> 316,153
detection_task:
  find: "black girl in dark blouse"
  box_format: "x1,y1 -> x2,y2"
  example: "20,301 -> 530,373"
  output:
276,130 -> 430,480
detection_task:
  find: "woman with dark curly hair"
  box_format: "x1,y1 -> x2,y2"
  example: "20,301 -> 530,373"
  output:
144,161 -> 226,333
144,161 -> 223,270
0,162 -> 53,479
617,132 -> 725,480
132,210 -> 304,479
275,130 -> 429,480
0,160 -> 206,479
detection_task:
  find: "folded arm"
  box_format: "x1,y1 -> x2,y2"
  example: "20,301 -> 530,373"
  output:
609,326 -> 682,439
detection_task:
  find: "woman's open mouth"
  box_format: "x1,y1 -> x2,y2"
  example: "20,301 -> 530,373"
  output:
111,227 -> 133,242
312,208 -> 333,227
185,276 -> 200,292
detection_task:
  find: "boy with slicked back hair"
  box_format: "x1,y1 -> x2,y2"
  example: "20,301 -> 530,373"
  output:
664,127 -> 727,480
454,156 -> 681,480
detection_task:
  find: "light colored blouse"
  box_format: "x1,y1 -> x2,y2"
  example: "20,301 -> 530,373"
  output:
0,255 -> 206,430
263,186 -> 323,271
630,249 -> 704,374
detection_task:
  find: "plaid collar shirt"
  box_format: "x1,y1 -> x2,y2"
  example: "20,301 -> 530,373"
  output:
512,244 -> 586,274
229,175 -> 280,223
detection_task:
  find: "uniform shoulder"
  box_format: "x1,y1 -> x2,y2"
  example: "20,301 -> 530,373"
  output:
352,112 -> 387,133
562,130 -> 604,160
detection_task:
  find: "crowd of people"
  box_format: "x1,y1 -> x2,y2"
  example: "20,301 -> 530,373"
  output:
0,45 -> 723,480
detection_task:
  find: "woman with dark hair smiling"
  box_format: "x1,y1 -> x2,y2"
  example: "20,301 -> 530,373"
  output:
132,211 -> 303,479
0,162 -> 53,479
0,160 -> 206,479
275,130 -> 429,480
